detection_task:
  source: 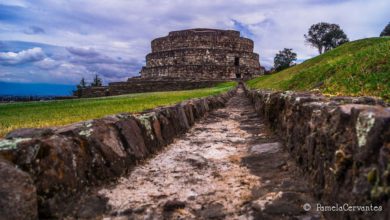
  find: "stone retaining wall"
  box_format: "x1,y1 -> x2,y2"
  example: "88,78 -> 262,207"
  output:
75,79 -> 228,98
0,88 -> 236,219
245,86 -> 390,219
140,66 -> 258,79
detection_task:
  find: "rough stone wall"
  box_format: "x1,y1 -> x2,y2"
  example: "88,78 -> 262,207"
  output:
141,28 -> 261,80
0,89 -> 236,219
76,79 -> 227,98
75,86 -> 109,98
245,87 -> 390,219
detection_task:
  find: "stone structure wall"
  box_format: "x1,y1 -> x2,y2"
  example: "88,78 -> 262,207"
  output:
0,89 -> 236,218
76,78 -> 227,98
245,86 -> 390,219
141,28 -> 261,80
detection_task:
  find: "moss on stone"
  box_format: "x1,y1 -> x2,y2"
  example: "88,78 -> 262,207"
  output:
137,114 -> 156,140
0,138 -> 31,151
356,112 -> 375,148
78,122 -> 94,137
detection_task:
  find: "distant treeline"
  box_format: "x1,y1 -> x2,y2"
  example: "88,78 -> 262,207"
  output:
0,95 -> 56,103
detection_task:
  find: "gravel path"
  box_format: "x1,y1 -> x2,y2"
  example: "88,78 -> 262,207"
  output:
67,88 -> 323,219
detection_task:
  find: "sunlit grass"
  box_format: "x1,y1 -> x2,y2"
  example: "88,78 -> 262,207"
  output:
247,37 -> 390,102
0,82 -> 236,137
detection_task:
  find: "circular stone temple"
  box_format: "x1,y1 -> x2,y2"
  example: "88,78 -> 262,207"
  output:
140,28 -> 261,80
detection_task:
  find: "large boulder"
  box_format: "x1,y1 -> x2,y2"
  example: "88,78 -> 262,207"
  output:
115,114 -> 149,160
0,158 -> 37,220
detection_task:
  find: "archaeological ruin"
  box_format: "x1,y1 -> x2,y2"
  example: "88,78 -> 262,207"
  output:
75,28 -> 262,97
141,28 -> 261,79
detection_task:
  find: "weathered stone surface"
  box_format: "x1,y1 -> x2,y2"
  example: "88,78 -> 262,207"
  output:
156,110 -> 177,144
72,195 -> 110,219
245,85 -> 390,220
193,99 -> 207,119
160,106 -> 187,135
249,142 -> 281,155
181,101 -> 195,126
175,105 -> 191,132
115,114 -> 149,160
135,112 -> 162,154
0,137 -> 34,161
3,135 -> 93,217
87,117 -> 129,177
0,158 -> 37,220
5,128 -> 53,139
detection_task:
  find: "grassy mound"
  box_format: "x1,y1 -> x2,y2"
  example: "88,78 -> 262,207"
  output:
247,37 -> 390,102
0,82 -> 236,137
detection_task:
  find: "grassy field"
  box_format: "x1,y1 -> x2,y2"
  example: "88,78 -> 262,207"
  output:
247,37 -> 390,102
0,82 -> 236,137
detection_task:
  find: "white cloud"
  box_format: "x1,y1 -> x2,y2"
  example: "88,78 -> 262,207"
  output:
34,57 -> 60,69
0,47 -> 45,65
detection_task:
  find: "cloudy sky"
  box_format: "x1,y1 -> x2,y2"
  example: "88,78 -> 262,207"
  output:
0,0 -> 389,86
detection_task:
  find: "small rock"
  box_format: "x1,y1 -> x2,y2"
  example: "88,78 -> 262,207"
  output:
163,199 -> 186,212
186,154 -> 208,168
75,195 -> 110,218
249,142 -> 281,155
133,205 -> 147,213
119,208 -> 133,215
264,201 -> 304,216
251,199 -> 269,212
200,203 -> 226,219
187,196 -> 196,201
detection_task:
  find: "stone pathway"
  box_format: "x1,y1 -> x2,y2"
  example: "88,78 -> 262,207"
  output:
67,88 -> 323,219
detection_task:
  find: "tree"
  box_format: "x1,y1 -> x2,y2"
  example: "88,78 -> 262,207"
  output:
274,48 -> 297,72
90,74 -> 103,87
380,22 -> 390,37
77,77 -> 87,89
304,22 -> 349,54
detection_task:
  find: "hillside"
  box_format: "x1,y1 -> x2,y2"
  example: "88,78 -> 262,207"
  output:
0,82 -> 236,137
247,37 -> 390,102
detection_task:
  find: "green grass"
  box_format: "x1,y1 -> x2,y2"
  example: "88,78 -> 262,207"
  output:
0,82 -> 236,137
247,37 -> 390,102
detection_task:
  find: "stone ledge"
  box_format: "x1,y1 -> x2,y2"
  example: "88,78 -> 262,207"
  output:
151,33 -> 254,53
244,86 -> 390,219
168,28 -> 240,37
145,48 -> 259,60
77,80 -> 231,98
0,88 -> 237,219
